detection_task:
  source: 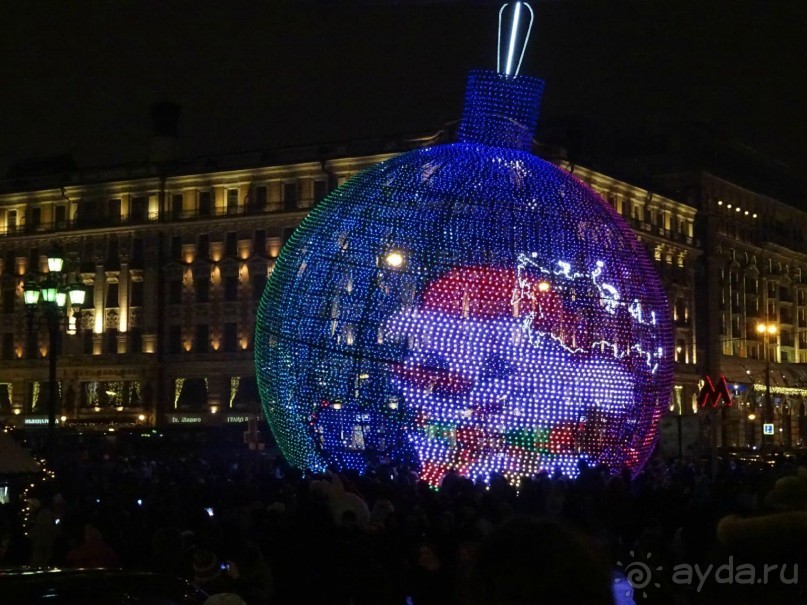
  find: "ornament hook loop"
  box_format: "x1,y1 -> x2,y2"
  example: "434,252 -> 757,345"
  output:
497,2 -> 534,78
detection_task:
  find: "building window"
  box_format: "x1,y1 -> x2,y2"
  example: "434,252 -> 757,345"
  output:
674,299 -> 686,323
224,276 -> 238,301
54,205 -> 67,228
199,191 -> 212,216
254,230 -> 266,257
131,196 -> 147,221
169,326 -> 182,354
176,378 -> 207,410
675,339 -> 686,363
83,283 -> 94,307
168,279 -> 182,304
28,248 -> 39,272
106,283 -> 119,308
195,277 -> 209,303
108,199 -> 121,223
198,234 -> 210,259
7,210 -> 17,232
83,330 -> 94,355
227,189 -> 239,214
131,237 -> 145,268
313,179 -> 328,204
171,193 -> 183,219
255,186 -> 268,210
2,333 -> 14,360
30,207 -> 42,228
252,274 -> 267,300
82,240 -> 95,269
283,183 -> 297,211
163,326 -> 182,355
130,281 -> 144,306
26,332 -> 37,359
129,329 -> 142,354
105,329 -> 118,354
4,251 -> 16,275
223,323 -> 237,352
225,232 -> 237,257
106,238 -> 119,267
3,290 -> 15,313
170,236 -> 182,261
195,323 -> 209,353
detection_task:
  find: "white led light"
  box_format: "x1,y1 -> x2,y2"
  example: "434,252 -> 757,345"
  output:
385,251 -> 404,268
498,2 -> 534,78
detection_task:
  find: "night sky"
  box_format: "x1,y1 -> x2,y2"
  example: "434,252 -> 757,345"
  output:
1,0 -> 805,179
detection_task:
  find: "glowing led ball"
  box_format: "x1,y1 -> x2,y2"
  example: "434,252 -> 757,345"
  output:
256,70 -> 673,485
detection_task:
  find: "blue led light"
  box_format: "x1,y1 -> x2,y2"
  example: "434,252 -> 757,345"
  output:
255,70 -> 673,485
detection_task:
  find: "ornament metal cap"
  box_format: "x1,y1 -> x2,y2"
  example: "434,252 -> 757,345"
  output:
457,2 -> 543,151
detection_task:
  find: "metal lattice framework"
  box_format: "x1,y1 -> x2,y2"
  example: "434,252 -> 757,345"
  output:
255,69 -> 673,485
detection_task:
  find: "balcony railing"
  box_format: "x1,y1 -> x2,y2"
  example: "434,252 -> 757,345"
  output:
625,218 -> 696,246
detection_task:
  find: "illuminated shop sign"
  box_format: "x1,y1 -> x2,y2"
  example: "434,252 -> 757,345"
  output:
167,415 -> 203,424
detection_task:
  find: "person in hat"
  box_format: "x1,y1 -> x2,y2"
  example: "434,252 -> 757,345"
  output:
713,467 -> 807,603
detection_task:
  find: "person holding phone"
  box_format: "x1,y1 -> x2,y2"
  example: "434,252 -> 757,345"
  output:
192,549 -> 235,597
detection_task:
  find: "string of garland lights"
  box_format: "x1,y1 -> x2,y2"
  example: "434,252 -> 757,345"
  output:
2,425 -> 53,536
255,2 -> 674,486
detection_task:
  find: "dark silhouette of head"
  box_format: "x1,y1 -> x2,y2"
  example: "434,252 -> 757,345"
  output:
470,517 -> 614,605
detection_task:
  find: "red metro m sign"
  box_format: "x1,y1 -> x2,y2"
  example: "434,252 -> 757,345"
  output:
697,375 -> 733,408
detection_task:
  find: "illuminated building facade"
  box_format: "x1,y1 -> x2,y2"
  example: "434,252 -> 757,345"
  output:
0,147 -> 393,431
656,170 -> 807,449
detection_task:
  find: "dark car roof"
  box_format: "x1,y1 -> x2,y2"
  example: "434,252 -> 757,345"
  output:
0,568 -> 208,604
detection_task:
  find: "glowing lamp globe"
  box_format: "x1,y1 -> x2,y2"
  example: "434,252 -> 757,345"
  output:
255,15 -> 673,485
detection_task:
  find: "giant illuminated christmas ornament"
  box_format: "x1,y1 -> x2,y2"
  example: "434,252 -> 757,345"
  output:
255,2 -> 673,485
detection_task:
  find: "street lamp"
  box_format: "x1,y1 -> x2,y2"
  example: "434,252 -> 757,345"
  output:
756,321 -> 778,451
22,246 -> 85,461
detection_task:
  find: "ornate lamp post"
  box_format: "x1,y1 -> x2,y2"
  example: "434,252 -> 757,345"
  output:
756,321 -> 778,451
22,247 -> 85,461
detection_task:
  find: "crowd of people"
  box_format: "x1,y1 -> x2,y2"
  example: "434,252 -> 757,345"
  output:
1,430 -> 807,604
